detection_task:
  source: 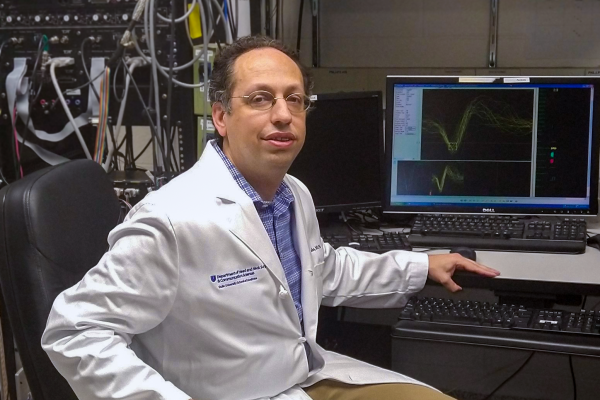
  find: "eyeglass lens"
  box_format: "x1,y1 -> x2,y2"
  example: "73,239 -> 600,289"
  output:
247,91 -> 310,112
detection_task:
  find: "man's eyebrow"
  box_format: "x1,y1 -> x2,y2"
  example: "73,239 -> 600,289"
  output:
244,83 -> 304,93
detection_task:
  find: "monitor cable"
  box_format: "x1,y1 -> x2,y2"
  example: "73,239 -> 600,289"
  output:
569,355 -> 577,400
481,351 -> 535,400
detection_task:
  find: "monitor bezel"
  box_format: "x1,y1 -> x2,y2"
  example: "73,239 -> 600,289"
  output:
382,75 -> 600,217
292,90 -> 384,214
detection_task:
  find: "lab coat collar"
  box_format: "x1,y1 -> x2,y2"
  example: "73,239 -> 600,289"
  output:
195,144 -> 290,291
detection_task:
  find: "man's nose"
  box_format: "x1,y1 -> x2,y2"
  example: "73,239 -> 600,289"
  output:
271,98 -> 293,124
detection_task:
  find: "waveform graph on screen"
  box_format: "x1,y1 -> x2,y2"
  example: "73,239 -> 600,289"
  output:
396,161 -> 531,197
421,89 -> 535,161
431,164 -> 464,193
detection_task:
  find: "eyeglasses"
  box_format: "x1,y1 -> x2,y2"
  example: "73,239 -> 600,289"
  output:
230,91 -> 312,113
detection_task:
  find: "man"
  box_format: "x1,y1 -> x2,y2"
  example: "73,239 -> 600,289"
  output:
42,35 -> 499,400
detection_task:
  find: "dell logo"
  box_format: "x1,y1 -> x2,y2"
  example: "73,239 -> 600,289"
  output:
482,208 -> 495,213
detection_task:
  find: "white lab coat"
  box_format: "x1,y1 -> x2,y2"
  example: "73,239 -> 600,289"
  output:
42,143 -> 433,400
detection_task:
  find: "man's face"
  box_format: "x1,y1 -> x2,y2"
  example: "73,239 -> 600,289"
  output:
215,48 -> 307,180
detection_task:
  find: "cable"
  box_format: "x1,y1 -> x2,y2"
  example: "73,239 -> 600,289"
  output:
106,0 -> 149,69
133,137 -> 153,162
50,68 -> 105,111
81,37 -> 100,100
168,125 -> 180,171
341,212 -> 362,234
106,124 -> 119,171
119,198 -> 133,210
569,355 -> 577,400
12,108 -> 23,178
275,0 -> 280,40
481,351 -> 535,400
184,9 -> 195,48
131,29 -> 204,76
104,57 -> 146,171
0,168 -> 10,186
218,0 -> 234,43
120,57 -> 167,166
157,0 -> 197,23
227,0 -> 238,37
199,0 -> 209,150
93,68 -> 111,163
297,0 -> 304,52
19,35 -> 47,174
0,38 -> 11,59
211,0 -> 233,43
148,0 -> 165,171
49,58 -> 92,159
125,125 -> 135,169
165,0 -> 176,176
112,58 -> 126,102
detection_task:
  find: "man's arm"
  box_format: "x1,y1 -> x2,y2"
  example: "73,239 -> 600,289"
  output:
318,243 -> 500,308
319,242 -> 430,308
42,203 -> 190,400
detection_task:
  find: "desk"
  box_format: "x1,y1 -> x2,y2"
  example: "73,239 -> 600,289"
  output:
403,248 -> 600,400
318,222 -> 600,400
442,246 -> 600,297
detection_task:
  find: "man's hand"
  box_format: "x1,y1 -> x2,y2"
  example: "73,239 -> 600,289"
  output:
427,253 -> 500,292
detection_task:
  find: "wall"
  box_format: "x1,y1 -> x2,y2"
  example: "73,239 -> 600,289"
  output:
277,0 -> 600,95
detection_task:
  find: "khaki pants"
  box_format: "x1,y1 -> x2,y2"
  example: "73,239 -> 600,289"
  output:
305,380 -> 456,400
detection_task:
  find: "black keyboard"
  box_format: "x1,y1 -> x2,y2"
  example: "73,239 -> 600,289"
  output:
394,296 -> 600,356
323,232 -> 411,253
408,215 -> 587,254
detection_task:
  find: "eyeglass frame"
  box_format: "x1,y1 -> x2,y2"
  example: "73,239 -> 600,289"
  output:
226,90 -> 312,113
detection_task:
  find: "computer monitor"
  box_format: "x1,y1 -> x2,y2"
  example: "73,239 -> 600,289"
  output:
383,76 -> 600,216
288,91 -> 383,214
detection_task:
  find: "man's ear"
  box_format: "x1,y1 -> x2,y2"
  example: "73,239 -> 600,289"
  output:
212,102 -> 228,139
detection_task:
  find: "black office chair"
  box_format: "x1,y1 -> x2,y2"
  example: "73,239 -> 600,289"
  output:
0,159 -> 121,400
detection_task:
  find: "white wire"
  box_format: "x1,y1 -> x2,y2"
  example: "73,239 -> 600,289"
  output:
210,0 -> 233,44
130,0 -> 226,73
131,29 -> 204,75
156,0 -> 197,23
49,62 -> 92,160
184,8 -> 195,48
134,6 -> 206,89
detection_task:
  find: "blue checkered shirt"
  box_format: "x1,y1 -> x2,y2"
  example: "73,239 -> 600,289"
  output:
211,141 -> 304,324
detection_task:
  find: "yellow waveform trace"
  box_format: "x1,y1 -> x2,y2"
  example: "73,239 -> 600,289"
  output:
432,165 -> 464,193
423,96 -> 533,154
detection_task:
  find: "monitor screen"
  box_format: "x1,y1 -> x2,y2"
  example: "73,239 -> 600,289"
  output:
288,91 -> 383,213
383,76 -> 600,216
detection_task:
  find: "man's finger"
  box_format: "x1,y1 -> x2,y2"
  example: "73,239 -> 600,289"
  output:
457,259 -> 500,277
441,277 -> 462,292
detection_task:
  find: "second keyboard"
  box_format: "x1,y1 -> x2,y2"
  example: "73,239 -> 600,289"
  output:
323,232 -> 411,253
408,215 -> 587,253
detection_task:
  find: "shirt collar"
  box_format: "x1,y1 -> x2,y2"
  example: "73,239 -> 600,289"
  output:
210,140 -> 294,208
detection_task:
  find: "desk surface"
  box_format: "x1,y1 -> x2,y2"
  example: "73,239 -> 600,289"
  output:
324,216 -> 600,294
379,216 -> 600,295
478,247 -> 600,284
426,247 -> 600,295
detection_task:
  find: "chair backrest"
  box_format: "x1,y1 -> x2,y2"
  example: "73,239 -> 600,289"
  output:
0,159 -> 121,400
